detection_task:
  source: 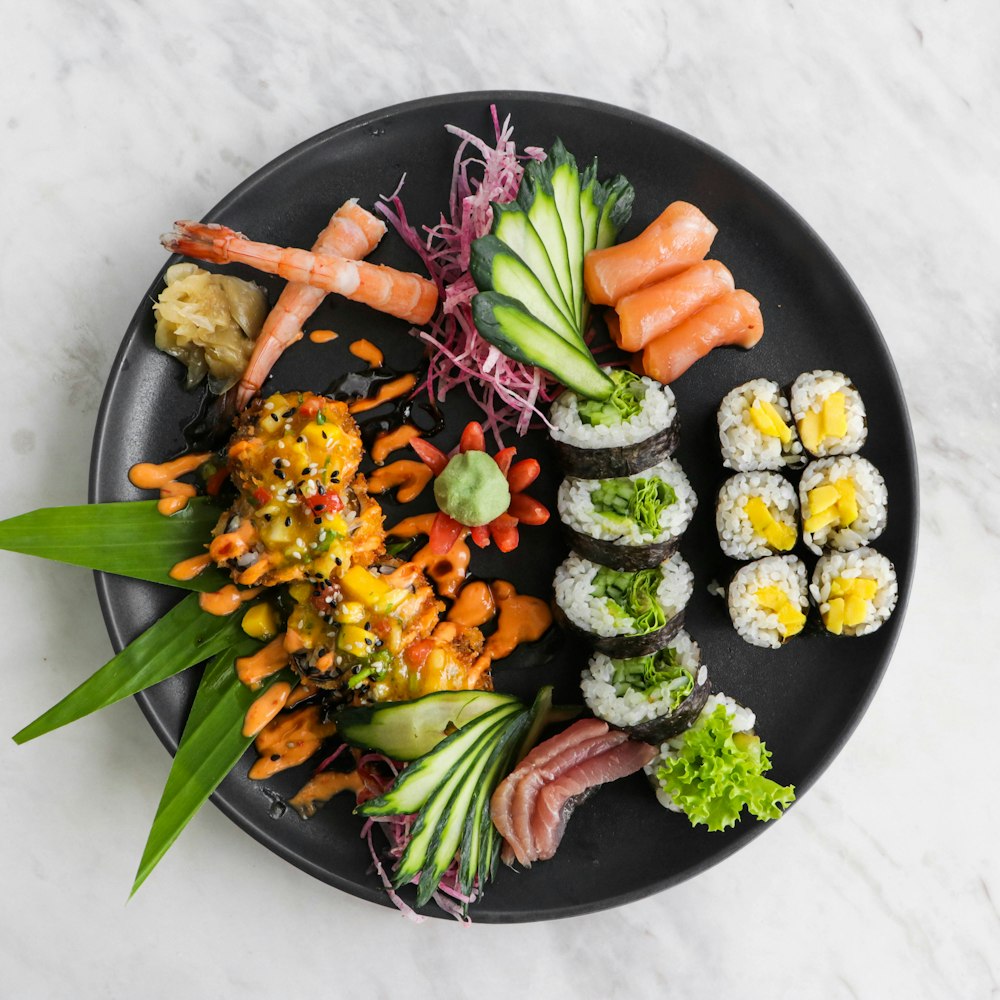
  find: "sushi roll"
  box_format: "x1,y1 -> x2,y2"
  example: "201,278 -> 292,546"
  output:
790,370 -> 867,457
727,555 -> 808,648
557,457 -> 697,571
581,630 -> 710,743
800,456 -> 887,554
553,551 -> 694,657
718,378 -> 804,471
716,471 -> 798,560
811,547 -> 898,636
549,367 -> 679,479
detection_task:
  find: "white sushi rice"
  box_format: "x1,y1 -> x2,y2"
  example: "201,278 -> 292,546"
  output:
549,368 -> 677,449
790,370 -> 867,457
553,551 -> 694,638
800,456 -> 887,554
644,693 -> 756,812
810,547 -> 898,636
581,630 -> 706,727
558,456 -> 697,546
727,555 -> 809,648
718,378 -> 803,471
716,471 -> 799,560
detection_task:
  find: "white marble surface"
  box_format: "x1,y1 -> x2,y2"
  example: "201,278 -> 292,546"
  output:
1,1 -> 997,997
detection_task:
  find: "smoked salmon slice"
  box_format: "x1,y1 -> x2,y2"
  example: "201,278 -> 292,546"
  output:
639,289 -> 764,384
612,260 -> 735,352
583,201 -> 717,306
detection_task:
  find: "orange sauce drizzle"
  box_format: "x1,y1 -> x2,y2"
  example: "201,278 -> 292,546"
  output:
367,460 -> 432,503
198,584 -> 262,616
249,705 -> 337,780
128,452 -> 211,515
169,552 -> 213,582
349,338 -> 384,367
387,513 -> 470,598
386,512 -> 437,539
348,373 -> 417,415
242,681 -> 292,737
288,770 -> 365,819
236,635 -> 290,688
372,424 -> 422,465
308,328 -> 339,344
447,581 -> 496,628
208,518 -> 256,562
486,580 -> 553,660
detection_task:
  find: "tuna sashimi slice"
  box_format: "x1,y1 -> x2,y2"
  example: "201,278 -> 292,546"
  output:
490,718 -> 610,866
532,739 -> 658,861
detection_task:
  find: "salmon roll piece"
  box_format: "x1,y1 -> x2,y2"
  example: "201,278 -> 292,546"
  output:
583,202 -> 718,307
639,290 -> 763,384
613,261 -> 735,352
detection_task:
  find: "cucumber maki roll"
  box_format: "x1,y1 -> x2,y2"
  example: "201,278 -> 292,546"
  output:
581,630 -> 710,743
549,367 -> 679,479
716,471 -> 798,560
718,378 -> 804,471
727,555 -> 808,648
553,551 -> 694,657
557,456 -> 697,570
811,547 -> 898,636
800,455 -> 887,554
644,692 -> 795,830
790,370 -> 867,458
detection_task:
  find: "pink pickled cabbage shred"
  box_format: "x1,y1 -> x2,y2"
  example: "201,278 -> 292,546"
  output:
375,105 -> 553,443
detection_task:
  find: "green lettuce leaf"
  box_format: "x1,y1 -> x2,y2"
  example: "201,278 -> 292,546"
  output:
592,565 -> 666,635
591,475 -> 677,535
577,369 -> 645,427
611,647 -> 693,705
656,705 -> 795,832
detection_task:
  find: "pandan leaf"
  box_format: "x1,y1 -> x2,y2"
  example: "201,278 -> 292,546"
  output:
0,498 -> 227,592
131,639 -> 294,895
12,593 -> 252,744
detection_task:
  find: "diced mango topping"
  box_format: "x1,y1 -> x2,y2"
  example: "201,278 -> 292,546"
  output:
805,477 -> 858,533
823,576 -> 876,633
797,391 -> 849,452
755,585 -> 806,638
339,565 -> 391,608
333,600 -> 366,625
749,399 -> 792,444
241,602 -> 279,641
743,496 -> 796,551
337,623 -> 378,656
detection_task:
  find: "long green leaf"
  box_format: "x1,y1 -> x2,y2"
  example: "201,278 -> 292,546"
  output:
131,639 -> 294,895
12,593 -> 250,744
0,497 -> 227,592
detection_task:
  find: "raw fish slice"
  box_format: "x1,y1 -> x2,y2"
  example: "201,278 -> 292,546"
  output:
490,718 -> 610,865
613,261 -> 735,352
640,290 -> 763,384
583,202 -> 717,306
532,739 -> 657,861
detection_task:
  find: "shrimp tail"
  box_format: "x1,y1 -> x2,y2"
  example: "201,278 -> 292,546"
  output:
161,221 -> 241,264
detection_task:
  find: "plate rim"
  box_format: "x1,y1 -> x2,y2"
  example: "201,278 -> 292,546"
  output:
87,89 -> 919,922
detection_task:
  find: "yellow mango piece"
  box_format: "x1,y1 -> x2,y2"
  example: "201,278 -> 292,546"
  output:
750,400 -> 792,444
844,592 -> 870,628
798,409 -> 822,452
339,565 -> 390,607
755,586 -> 786,612
804,505 -> 841,533
289,581 -> 313,604
829,576 -> 850,598
338,623 -> 378,656
852,577 -> 878,600
765,521 -> 797,551
777,602 -> 806,637
744,496 -> 772,532
822,392 -> 848,439
333,600 -> 366,625
825,597 -> 845,635
834,477 -> 859,527
241,603 -> 279,641
808,484 -> 840,514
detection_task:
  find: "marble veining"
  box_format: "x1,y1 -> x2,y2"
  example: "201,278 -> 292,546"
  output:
1,1 -> 998,998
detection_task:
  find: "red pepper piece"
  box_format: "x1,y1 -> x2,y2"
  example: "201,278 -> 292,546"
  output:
508,493 -> 550,526
506,458 -> 540,493
459,422 -> 486,453
488,514 -> 519,552
307,491 -> 344,515
429,513 -> 464,555
252,486 -> 271,506
470,524 -> 490,548
299,398 -> 322,419
411,437 -> 449,477
493,446 -> 517,478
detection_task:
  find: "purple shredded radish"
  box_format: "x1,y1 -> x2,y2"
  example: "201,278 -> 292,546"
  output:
375,105 -> 554,443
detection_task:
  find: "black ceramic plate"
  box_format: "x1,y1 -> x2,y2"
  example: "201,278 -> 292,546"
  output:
89,92 -> 916,922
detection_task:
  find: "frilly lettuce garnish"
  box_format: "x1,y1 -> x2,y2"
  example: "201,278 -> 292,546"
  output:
592,565 -> 666,635
656,705 -> 795,831
591,475 -> 677,535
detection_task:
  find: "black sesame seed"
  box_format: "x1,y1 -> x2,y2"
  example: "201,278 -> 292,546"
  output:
270,414 -> 279,422
275,470 -> 285,480
301,467 -> 311,475
313,517 -> 322,525
270,754 -> 280,761
285,517 -> 292,527
264,513 -> 272,522
282,408 -> 295,418
334,557 -> 342,566
321,430 -> 328,439
296,436 -> 305,443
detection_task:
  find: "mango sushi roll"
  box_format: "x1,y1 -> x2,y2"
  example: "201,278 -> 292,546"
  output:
800,456 -> 887,554
727,555 -> 809,648
811,548 -> 898,636
718,378 -> 804,472
716,472 -> 798,560
790,370 -> 867,458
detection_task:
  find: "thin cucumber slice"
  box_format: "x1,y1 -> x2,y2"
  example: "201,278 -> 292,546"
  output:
548,139 -> 585,327
518,159 -> 575,318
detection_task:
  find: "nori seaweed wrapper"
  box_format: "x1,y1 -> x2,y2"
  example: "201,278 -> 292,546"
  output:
553,601 -> 686,658
551,415 -> 680,480
561,523 -> 680,571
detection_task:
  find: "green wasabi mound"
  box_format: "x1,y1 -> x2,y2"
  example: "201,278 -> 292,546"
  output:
433,451 -> 510,527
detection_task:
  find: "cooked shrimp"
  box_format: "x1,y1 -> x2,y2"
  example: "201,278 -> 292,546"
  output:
583,201 -> 717,306
162,221 -> 438,325
639,289 -> 763,384
232,200 -> 386,409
